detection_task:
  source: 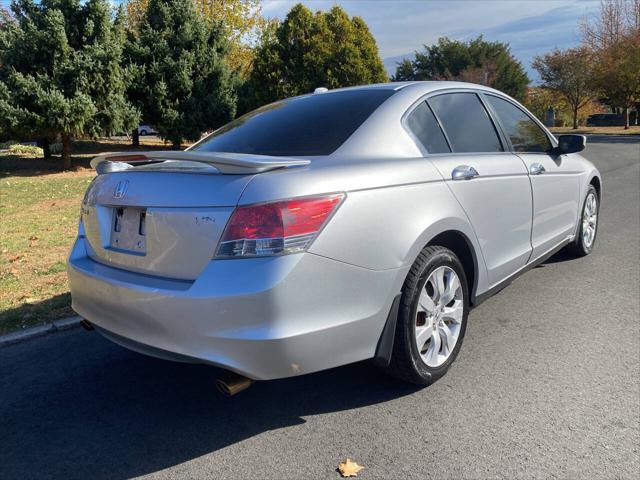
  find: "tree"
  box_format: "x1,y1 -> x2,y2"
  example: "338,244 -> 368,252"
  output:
124,0 -> 236,148
581,0 -> 640,128
532,48 -> 596,129
125,0 -> 266,77
580,0 -> 638,50
0,0 -> 138,168
392,58 -> 414,82
524,86 -> 604,127
393,36 -> 530,102
592,35 -> 640,128
240,3 -> 388,113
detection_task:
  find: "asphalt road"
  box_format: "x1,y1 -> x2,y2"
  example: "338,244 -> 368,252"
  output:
1,136 -> 639,480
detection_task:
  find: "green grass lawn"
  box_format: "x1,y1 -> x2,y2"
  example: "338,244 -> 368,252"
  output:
0,168 -> 94,334
0,136 -> 178,334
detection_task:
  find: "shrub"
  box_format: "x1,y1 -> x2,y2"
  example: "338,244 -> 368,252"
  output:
8,144 -> 44,157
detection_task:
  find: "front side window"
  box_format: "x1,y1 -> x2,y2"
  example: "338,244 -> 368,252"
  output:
485,95 -> 552,153
192,89 -> 395,157
405,101 -> 451,154
428,93 -> 503,153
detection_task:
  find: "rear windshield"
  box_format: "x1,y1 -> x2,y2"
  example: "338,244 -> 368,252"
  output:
192,89 -> 395,156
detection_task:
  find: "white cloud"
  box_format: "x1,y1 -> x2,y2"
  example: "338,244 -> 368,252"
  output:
262,1 -> 598,54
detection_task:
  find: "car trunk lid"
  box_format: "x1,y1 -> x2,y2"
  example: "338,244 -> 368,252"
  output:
81,151 -> 310,280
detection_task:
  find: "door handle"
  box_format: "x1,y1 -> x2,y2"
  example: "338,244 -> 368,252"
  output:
529,163 -> 546,175
451,165 -> 479,180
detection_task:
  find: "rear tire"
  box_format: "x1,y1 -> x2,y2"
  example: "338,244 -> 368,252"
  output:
386,246 -> 469,385
566,185 -> 599,257
139,130 -> 147,136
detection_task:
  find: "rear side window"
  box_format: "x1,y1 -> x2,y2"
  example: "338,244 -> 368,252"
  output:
428,93 -> 503,153
192,89 -> 395,156
406,101 -> 451,154
485,95 -> 552,153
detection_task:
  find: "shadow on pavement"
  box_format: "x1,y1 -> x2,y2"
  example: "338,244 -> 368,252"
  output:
537,249 -> 576,266
0,330 -> 419,480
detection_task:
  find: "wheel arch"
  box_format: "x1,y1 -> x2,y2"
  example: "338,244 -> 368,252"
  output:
375,221 -> 487,367
426,230 -> 480,306
589,174 -> 602,200
374,227 -> 482,368
573,171 -> 602,239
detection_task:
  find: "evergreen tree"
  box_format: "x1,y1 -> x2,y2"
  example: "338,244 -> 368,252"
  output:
125,0 -> 236,148
394,36 -> 530,102
0,0 -> 138,168
126,0 -> 267,78
241,3 -> 388,113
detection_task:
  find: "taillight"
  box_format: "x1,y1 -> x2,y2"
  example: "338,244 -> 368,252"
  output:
216,193 -> 345,257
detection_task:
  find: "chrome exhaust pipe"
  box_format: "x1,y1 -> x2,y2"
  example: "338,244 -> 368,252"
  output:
80,319 -> 94,331
216,372 -> 254,396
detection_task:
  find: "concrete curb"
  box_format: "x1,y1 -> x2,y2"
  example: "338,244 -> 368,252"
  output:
0,315 -> 82,347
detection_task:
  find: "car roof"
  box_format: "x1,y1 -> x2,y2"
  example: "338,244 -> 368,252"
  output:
322,81 -> 505,96
326,81 -> 531,159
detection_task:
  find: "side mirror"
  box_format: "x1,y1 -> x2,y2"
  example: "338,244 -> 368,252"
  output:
554,134 -> 586,155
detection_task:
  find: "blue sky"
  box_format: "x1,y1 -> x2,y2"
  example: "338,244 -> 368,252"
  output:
1,0 -> 600,79
262,0 -> 601,78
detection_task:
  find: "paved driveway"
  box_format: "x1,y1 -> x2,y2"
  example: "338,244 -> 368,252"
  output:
1,136 -> 638,479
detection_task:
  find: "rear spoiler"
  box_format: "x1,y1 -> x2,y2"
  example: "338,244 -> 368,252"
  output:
90,151 -> 311,175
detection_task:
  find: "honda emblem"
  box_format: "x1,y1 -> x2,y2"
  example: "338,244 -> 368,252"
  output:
113,180 -> 129,199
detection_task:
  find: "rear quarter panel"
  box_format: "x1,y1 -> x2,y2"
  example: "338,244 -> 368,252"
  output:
239,157 -> 490,294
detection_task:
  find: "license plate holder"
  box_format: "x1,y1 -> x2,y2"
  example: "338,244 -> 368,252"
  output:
109,207 -> 147,254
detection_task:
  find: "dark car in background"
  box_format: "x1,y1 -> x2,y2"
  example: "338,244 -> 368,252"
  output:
586,113 -> 625,127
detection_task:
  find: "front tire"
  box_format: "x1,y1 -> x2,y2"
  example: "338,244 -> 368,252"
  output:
567,185 -> 599,257
386,246 -> 469,385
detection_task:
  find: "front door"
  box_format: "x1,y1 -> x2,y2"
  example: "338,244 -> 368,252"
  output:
483,94 -> 581,259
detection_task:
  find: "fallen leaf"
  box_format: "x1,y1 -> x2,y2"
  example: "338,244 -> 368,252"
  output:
338,458 -> 364,478
8,254 -> 23,263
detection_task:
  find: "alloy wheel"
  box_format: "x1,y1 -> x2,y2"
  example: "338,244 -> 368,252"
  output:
582,192 -> 598,249
415,266 -> 464,368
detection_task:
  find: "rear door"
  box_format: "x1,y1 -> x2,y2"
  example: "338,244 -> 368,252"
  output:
483,94 -> 580,259
411,91 -> 533,286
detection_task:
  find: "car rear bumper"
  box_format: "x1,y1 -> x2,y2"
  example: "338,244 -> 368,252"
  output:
67,237 -> 406,380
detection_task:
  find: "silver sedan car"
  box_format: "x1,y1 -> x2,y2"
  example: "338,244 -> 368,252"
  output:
68,81 -> 601,393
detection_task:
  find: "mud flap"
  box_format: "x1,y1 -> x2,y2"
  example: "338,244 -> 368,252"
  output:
372,294 -> 401,367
